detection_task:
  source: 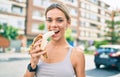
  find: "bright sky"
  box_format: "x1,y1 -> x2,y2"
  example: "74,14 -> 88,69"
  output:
101,0 -> 120,10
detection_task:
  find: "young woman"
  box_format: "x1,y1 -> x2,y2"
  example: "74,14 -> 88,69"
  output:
24,3 -> 85,77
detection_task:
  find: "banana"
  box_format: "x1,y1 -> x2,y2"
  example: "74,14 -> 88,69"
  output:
40,31 -> 55,50
29,31 -> 55,58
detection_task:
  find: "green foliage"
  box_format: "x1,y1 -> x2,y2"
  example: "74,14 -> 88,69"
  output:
84,50 -> 94,55
65,28 -> 75,42
0,24 -> 19,40
94,40 -> 109,48
38,23 -> 45,30
0,24 -> 2,29
105,19 -> 120,44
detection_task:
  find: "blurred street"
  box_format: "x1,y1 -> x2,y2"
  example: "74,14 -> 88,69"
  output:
0,0 -> 120,77
85,55 -> 120,77
0,53 -> 30,77
0,53 -> 120,77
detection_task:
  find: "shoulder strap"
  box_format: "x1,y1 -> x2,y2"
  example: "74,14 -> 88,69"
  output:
66,46 -> 73,58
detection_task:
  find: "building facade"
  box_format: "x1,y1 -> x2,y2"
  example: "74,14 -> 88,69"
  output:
0,0 -> 26,34
105,10 -> 120,43
78,0 -> 111,46
0,0 -> 112,47
26,0 -> 111,46
26,0 -> 79,40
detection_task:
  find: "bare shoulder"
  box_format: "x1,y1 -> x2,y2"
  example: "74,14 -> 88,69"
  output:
71,47 -> 86,77
71,47 -> 85,66
72,47 -> 84,58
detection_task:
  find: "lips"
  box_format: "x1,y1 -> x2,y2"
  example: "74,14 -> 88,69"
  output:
54,30 -> 60,34
51,30 -> 60,34
50,29 -> 60,37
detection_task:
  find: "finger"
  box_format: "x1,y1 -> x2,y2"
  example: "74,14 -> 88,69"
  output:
33,42 -> 42,48
32,40 -> 42,49
29,48 -> 42,54
31,51 -> 47,58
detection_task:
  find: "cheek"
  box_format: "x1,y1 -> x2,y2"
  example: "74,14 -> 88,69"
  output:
60,24 -> 67,32
59,23 -> 67,29
46,23 -> 50,30
59,24 -> 64,28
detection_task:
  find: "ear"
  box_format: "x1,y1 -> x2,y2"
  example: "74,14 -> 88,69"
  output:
66,20 -> 71,29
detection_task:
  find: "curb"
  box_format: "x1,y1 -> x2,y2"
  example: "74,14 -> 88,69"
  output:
0,53 -> 30,62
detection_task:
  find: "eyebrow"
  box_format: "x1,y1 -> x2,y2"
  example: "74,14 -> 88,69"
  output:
46,17 -> 65,19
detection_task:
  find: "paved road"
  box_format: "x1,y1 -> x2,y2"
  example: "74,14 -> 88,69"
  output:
0,54 -> 120,77
85,54 -> 120,77
0,60 -> 29,77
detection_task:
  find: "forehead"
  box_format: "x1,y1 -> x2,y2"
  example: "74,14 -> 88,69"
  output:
46,8 -> 66,19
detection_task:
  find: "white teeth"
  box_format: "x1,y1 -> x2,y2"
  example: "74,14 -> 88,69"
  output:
53,30 -> 59,33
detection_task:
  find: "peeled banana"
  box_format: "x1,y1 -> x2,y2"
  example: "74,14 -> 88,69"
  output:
40,31 -> 55,50
29,31 -> 55,58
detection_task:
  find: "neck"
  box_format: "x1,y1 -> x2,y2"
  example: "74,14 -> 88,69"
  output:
49,38 -> 69,47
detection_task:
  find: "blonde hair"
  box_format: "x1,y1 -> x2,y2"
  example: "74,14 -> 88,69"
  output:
45,2 -> 71,23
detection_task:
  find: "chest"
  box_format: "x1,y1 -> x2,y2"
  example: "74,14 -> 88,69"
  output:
36,61 -> 75,77
43,48 -> 68,63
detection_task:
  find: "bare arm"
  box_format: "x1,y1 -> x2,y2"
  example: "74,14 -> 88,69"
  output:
24,57 -> 38,77
24,38 -> 46,77
73,47 -> 85,77
24,69 -> 36,77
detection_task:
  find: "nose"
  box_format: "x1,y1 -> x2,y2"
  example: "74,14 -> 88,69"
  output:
51,20 -> 57,27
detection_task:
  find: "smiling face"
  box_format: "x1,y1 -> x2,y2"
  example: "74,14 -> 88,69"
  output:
46,8 -> 70,41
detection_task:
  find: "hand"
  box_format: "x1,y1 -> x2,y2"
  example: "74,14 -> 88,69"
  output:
29,39 -> 46,69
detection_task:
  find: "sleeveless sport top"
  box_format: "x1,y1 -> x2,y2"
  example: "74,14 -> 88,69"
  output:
35,47 -> 75,77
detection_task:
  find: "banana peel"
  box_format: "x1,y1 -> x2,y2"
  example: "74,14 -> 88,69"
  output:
29,31 -> 55,58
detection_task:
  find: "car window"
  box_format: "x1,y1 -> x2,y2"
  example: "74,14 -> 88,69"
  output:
97,47 -> 118,53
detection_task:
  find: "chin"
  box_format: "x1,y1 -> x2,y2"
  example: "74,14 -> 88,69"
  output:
51,36 -> 61,42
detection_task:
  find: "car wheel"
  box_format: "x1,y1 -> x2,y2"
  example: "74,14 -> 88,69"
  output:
95,63 -> 100,68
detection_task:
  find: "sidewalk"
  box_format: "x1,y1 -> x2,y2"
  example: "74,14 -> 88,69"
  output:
0,52 -> 30,62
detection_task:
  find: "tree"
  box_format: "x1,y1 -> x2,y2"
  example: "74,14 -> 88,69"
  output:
105,11 -> 120,44
94,40 -> 109,48
38,23 -> 45,30
0,24 -> 19,40
65,28 -> 75,46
